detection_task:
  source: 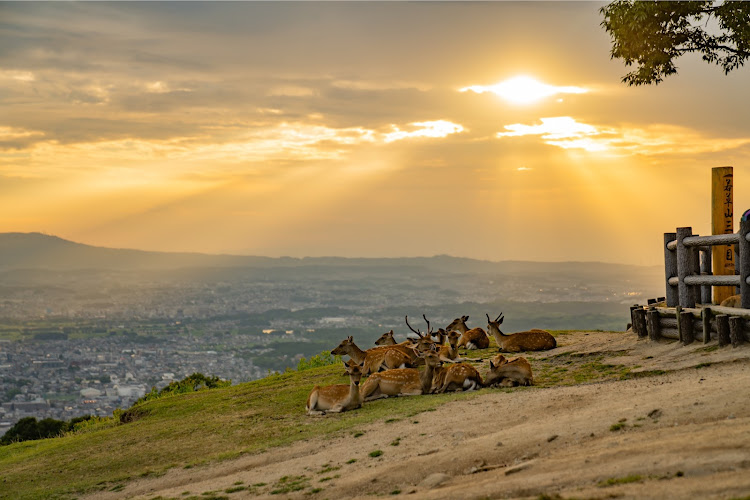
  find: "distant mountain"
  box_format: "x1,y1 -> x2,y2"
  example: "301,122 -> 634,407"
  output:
0,232 -> 660,277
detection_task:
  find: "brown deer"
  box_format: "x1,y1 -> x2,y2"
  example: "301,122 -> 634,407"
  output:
427,355 -> 483,393
484,354 -> 533,387
485,313 -> 556,352
445,315 -> 490,350
331,336 -> 413,375
720,294 -> 742,307
437,330 -> 465,363
306,362 -> 364,416
359,351 -> 438,401
374,330 -> 416,348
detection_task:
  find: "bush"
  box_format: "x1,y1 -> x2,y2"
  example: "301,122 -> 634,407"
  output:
133,372 -> 231,406
296,351 -> 342,371
1,417 -> 66,445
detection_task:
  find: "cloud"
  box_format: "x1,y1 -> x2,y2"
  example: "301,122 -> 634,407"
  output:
497,117 -> 750,156
461,76 -> 588,104
384,120 -> 464,143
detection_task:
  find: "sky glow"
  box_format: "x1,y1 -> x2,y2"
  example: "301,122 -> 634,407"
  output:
1,2 -> 750,265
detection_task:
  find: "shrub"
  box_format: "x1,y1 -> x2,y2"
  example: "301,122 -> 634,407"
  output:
296,351 -> 342,372
134,373 -> 231,406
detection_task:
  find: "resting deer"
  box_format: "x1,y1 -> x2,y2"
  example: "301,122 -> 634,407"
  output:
331,336 -> 413,375
485,313 -> 556,352
427,355 -> 483,393
445,315 -> 490,350
306,362 -> 364,416
720,294 -> 742,307
484,354 -> 533,387
359,351 -> 438,401
437,330 -> 465,363
374,330 -> 416,348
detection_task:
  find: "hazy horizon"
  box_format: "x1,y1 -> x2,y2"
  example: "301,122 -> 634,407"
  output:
2,2 -> 749,266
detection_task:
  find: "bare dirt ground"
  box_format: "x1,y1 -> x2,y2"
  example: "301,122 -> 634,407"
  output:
99,332 -> 750,500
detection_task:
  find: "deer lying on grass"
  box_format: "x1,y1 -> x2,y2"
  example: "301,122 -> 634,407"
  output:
484,354 -> 533,387
306,362 -> 364,416
359,351 -> 438,401
445,315 -> 490,350
425,352 -> 483,393
331,336 -> 413,375
720,294 -> 742,307
485,313 -> 556,352
374,330 -> 417,348
435,329 -> 465,363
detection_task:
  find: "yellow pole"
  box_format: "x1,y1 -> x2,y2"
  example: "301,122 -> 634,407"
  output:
712,166 -> 734,304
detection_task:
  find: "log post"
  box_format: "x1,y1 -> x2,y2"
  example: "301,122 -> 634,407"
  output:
676,227 -> 696,308
647,309 -> 661,341
739,219 -> 750,309
729,316 -> 744,347
664,233 -> 678,307
700,247 -> 713,305
634,308 -> 648,338
675,305 -> 684,343
702,307 -> 712,343
680,310 -> 694,345
629,305 -> 638,333
717,314 -> 730,347
712,166 -> 734,304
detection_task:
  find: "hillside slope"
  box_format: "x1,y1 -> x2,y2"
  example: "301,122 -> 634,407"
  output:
2,331 -> 749,499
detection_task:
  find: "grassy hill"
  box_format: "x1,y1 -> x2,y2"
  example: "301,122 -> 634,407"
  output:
0,333 -> 648,500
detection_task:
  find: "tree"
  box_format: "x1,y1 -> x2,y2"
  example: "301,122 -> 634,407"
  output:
601,1 -> 750,85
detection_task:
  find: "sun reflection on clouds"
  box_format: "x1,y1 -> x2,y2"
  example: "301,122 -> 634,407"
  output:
384,120 -> 464,143
497,117 -> 750,155
461,76 -> 587,104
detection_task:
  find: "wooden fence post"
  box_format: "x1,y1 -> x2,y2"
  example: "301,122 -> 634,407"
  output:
702,307 -> 712,343
634,308 -> 648,338
664,233 -> 678,307
717,314 -> 730,347
712,166 -> 734,304
729,316 -> 744,347
700,247 -> 713,305
676,227 -> 696,308
739,219 -> 750,309
646,309 -> 660,341
680,310 -> 694,345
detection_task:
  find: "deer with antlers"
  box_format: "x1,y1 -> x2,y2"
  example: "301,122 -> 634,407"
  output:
484,354 -> 533,387
485,313 -> 556,352
306,362 -> 364,416
331,336 -> 414,375
445,315 -> 490,350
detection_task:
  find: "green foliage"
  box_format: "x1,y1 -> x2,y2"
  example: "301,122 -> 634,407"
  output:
296,351 -> 342,371
1,417 -> 67,445
134,373 -> 231,406
369,450 -> 383,457
601,0 -> 750,85
598,474 -> 643,487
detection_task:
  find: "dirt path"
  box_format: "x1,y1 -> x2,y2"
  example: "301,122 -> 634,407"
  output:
98,332 -> 750,500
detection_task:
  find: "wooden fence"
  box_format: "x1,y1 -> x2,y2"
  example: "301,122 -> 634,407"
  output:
629,218 -> 750,346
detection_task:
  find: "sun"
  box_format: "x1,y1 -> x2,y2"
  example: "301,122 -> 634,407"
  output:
460,75 -> 588,104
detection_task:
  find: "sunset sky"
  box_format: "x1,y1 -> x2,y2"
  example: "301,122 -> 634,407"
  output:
2,1 -> 749,266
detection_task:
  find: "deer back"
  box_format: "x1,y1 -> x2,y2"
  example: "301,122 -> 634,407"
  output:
485,356 -> 533,387
501,330 -> 556,352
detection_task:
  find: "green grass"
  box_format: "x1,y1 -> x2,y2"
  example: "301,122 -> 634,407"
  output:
0,331 -> 675,500
598,474 -> 644,487
0,363 -> 481,500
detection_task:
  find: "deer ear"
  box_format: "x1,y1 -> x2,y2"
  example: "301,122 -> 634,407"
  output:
498,316 -> 504,325
489,360 -> 495,370
463,315 -> 469,321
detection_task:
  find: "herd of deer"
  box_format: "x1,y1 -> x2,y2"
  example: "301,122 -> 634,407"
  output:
306,313 -> 557,416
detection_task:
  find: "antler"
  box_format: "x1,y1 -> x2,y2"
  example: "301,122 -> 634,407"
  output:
422,314 -> 434,336
486,313 -> 492,323
495,313 -> 503,323
405,315 -> 424,338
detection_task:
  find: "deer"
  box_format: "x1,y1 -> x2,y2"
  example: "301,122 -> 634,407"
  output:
306,362 -> 364,416
426,354 -> 483,393
331,336 -> 413,375
374,330 -> 417,348
720,294 -> 742,307
485,313 -> 556,352
359,351 -> 439,401
445,315 -> 490,350
483,354 -> 533,387
436,329 -> 465,363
